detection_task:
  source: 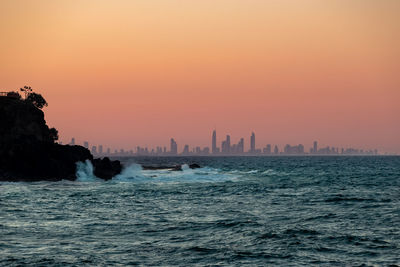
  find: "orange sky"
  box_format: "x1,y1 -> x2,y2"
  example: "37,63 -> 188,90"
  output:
1,0 -> 399,153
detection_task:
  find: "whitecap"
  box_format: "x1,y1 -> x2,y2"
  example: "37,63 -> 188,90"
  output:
112,164 -> 239,183
245,170 -> 259,174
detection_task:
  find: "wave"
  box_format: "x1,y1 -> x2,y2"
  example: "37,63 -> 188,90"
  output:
244,170 -> 259,174
75,161 -> 239,183
226,168 -> 285,177
76,160 -> 101,182
113,164 -> 238,183
261,169 -> 277,175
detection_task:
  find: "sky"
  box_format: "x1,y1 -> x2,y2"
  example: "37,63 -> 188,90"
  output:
0,0 -> 399,153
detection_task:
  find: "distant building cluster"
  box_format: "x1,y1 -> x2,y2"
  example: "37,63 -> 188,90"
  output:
65,130 -> 380,157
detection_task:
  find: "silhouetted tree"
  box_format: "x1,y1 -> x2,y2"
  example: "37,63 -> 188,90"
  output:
26,92 -> 48,109
49,128 -> 59,142
20,86 -> 32,99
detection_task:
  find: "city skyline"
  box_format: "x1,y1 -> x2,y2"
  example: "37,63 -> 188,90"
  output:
63,130 -> 384,156
1,1 -> 399,154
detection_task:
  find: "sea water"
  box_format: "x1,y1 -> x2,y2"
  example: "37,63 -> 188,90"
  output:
1,156 -> 399,266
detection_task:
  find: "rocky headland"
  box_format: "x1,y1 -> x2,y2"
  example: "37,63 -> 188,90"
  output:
0,94 -> 122,181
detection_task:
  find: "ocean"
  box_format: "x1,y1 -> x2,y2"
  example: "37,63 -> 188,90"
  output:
1,156 -> 399,266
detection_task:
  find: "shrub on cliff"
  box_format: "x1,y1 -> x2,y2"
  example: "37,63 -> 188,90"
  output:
20,86 -> 32,98
20,85 -> 33,98
19,85 -> 48,109
26,92 -> 48,109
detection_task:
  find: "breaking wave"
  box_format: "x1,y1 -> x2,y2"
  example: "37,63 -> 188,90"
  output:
75,161 -> 239,183
76,160 -> 101,182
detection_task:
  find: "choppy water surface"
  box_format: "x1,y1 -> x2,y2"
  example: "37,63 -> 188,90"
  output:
1,156 -> 399,266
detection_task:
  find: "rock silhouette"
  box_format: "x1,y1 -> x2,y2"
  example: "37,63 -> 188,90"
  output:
0,94 -> 122,181
92,157 -> 122,180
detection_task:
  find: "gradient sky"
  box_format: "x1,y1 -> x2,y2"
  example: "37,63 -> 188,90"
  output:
1,0 -> 399,153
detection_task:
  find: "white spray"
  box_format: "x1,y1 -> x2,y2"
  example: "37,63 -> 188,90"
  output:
76,160 -> 101,182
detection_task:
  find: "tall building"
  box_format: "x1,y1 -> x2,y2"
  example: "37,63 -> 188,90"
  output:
250,132 -> 256,153
83,141 -> 89,149
266,144 -> 271,154
212,130 -> 218,154
98,145 -> 103,155
170,138 -> 178,155
313,141 -> 318,154
274,145 -> 279,154
238,138 -> 244,153
299,144 -> 304,154
70,138 -> 75,145
263,144 -> 272,154
221,141 -> 226,153
91,146 -> 97,154
182,144 -> 189,155
221,135 -> 231,154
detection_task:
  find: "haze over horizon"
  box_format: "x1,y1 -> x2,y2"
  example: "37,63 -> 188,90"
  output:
1,1 -> 399,153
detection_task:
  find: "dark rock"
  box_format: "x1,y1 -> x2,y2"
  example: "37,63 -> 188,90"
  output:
0,96 -> 122,181
189,163 -> 201,169
92,157 -> 122,180
171,165 -> 183,171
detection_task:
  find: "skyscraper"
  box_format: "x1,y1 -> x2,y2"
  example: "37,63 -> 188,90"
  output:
250,132 -> 255,153
83,141 -> 89,149
238,138 -> 244,153
182,144 -> 189,155
266,144 -> 271,154
222,135 -> 231,154
170,138 -> 178,155
221,140 -> 227,153
212,130 -> 218,154
70,138 -> 75,145
98,145 -> 103,155
313,141 -> 318,154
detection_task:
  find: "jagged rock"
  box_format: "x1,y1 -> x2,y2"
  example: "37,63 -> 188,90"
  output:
189,163 -> 201,169
92,157 -> 122,180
